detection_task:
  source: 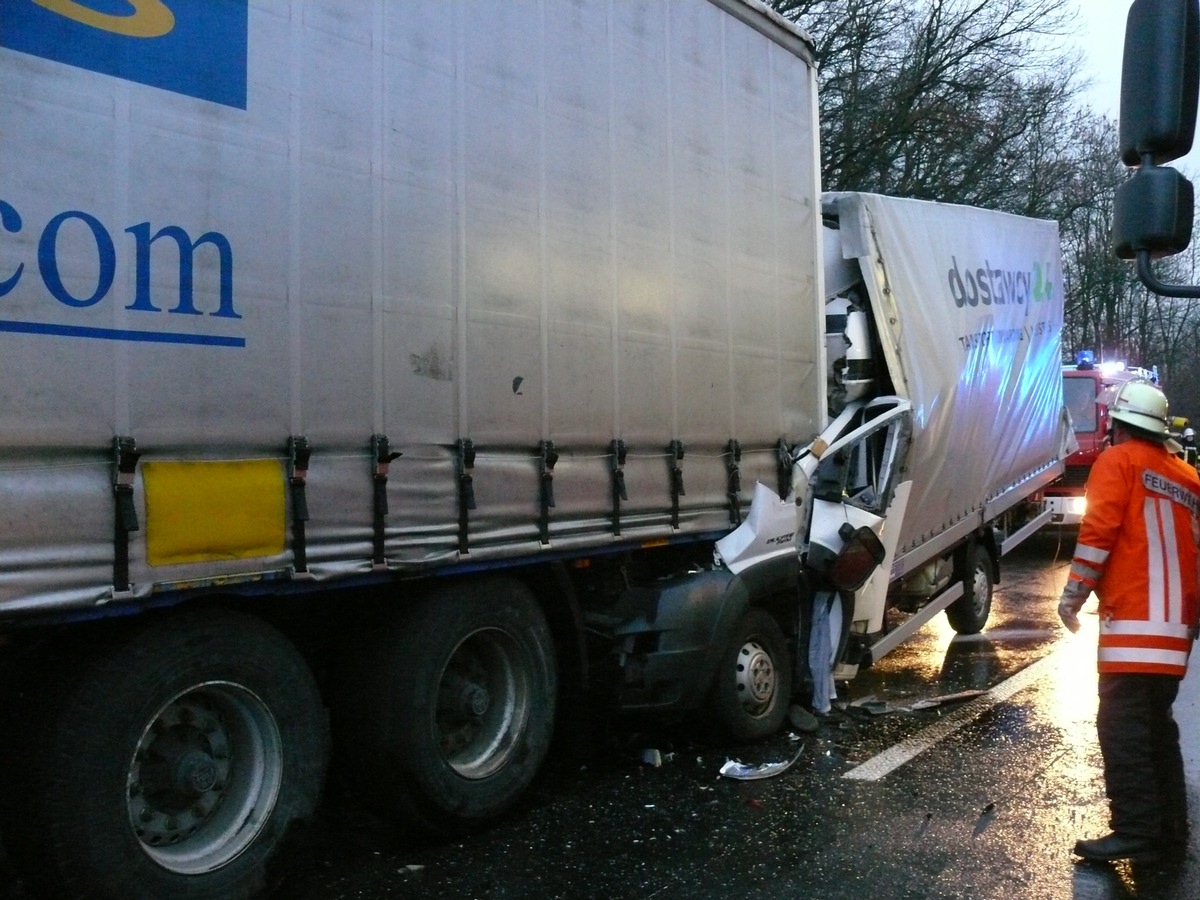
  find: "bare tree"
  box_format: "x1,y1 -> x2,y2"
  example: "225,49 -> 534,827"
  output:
1056,115 -> 1200,419
771,0 -> 1079,211
777,0 -> 1200,423
1056,114 -> 1136,360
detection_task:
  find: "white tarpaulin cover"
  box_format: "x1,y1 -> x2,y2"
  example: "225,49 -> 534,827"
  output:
826,192 -> 1068,565
0,0 -> 824,617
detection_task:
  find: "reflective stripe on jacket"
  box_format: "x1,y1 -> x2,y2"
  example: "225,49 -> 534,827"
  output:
1066,438 -> 1200,676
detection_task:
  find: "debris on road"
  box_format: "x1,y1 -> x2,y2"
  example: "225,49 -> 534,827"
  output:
850,689 -> 986,715
718,744 -> 804,781
973,802 -> 997,837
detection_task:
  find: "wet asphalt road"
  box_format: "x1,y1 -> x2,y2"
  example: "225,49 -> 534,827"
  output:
278,530 -> 1199,899
2,530 -> 1198,898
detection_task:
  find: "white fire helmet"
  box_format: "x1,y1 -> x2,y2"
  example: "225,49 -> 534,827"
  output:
1109,379 -> 1170,436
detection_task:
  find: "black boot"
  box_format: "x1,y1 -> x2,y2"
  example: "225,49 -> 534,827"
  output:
1073,833 -> 1161,864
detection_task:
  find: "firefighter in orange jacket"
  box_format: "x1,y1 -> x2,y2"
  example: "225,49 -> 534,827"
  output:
1059,379 -> 1200,864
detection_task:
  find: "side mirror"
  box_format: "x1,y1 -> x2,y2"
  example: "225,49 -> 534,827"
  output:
1116,0 -> 1200,297
1120,0 -> 1200,166
1113,165 -> 1195,259
828,523 -> 885,593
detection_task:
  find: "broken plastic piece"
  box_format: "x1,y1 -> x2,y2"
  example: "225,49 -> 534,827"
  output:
718,744 -> 803,781
907,689 -> 985,710
854,688 -> 985,715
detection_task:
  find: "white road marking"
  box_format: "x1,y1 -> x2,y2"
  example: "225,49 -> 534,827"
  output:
842,647 -> 1067,781
948,628 -> 1049,643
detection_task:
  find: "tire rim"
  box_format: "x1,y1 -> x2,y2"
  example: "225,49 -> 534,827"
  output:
734,638 -> 776,715
436,628 -> 530,780
970,562 -> 990,616
126,681 -> 282,875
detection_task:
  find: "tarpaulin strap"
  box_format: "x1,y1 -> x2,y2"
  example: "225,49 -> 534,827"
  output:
669,440 -> 685,529
610,439 -> 628,536
539,440 -> 558,545
371,435 -> 401,567
457,438 -> 476,554
776,438 -> 792,499
287,436 -> 311,573
112,435 -> 142,593
726,439 -> 742,525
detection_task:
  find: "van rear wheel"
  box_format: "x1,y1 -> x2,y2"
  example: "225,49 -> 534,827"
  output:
946,545 -> 994,635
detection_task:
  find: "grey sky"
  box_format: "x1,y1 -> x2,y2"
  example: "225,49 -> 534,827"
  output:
1071,0 -> 1200,173
1072,0 -> 1127,118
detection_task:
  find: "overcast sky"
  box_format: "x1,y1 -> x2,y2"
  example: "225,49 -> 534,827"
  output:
1072,0 -> 1128,119
1071,0 -> 1200,174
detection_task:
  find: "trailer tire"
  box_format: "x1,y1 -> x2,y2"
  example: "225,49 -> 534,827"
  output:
946,545 -> 994,635
708,608 -> 791,741
334,578 -> 557,836
0,609 -> 328,900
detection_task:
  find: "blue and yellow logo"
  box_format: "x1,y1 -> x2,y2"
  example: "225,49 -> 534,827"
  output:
0,0 -> 247,108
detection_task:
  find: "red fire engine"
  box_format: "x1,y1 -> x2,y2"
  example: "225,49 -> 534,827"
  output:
1045,351 -> 1159,526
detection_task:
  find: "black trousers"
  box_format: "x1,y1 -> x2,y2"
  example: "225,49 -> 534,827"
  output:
1096,672 -> 1188,843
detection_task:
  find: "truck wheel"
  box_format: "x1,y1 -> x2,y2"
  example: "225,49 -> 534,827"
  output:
0,609 -> 328,900
335,578 -> 557,836
708,608 -> 791,741
946,545 -> 994,634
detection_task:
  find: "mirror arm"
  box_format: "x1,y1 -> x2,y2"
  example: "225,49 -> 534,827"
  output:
1135,248 -> 1200,298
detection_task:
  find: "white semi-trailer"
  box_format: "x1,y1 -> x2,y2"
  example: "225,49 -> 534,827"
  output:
0,2 -> 1070,897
